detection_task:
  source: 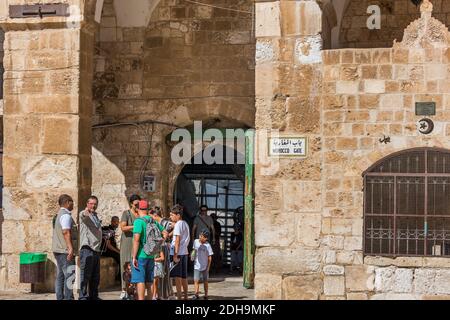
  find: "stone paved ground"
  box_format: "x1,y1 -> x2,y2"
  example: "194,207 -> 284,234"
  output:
0,276 -> 254,300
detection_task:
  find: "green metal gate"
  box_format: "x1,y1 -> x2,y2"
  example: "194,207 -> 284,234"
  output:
243,129 -> 255,289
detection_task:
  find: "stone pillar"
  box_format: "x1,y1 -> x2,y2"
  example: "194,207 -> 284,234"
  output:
0,29 -> 4,100
254,0 -> 324,299
0,1 -> 94,292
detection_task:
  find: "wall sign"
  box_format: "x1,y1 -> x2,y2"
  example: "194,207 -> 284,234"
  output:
415,102 -> 436,116
268,137 -> 307,157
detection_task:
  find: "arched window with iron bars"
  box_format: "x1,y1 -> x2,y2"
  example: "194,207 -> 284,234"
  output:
363,148 -> 450,257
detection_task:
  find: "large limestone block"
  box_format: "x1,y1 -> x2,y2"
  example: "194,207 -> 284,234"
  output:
323,265 -> 345,276
256,39 -> 276,64
255,273 -> 282,300
296,213 -> 321,247
255,209 -> 295,247
375,267 -> 413,293
285,97 -> 321,133
255,247 -> 321,274
22,156 -> 78,189
282,180 -> 321,212
434,270 -> 450,294
374,267 -> 395,292
41,117 -> 79,155
345,265 -> 375,292
394,269 -> 414,293
255,179 -> 282,212
414,269 -> 436,294
3,115 -> 41,154
280,1 -> 322,36
2,187 -> 33,221
323,276 -> 345,296
25,221 -> 53,253
294,35 -> 322,64
0,158 -> 19,189
1,220 -> 26,254
282,275 -> 322,300
255,2 -> 281,38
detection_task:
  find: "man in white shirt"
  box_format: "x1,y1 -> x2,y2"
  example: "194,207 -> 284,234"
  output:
52,194 -> 78,300
169,204 -> 190,300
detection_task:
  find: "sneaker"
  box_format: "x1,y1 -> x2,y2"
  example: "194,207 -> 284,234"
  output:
192,294 -> 200,300
119,291 -> 127,300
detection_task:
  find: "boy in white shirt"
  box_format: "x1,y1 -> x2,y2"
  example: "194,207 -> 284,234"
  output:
169,205 -> 190,300
191,230 -> 213,300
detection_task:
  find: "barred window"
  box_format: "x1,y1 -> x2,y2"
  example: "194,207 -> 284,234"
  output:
364,148 -> 450,257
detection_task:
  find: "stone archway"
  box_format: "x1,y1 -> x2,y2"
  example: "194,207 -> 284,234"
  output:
91,0 -> 255,222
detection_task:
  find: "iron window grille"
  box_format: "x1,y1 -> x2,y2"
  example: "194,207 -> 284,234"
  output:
363,148 -> 450,257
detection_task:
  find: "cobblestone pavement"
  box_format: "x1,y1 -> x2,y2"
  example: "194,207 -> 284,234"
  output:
0,276 -> 254,300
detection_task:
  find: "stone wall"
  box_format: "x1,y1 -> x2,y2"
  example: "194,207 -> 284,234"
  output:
339,0 -> 450,48
92,0 -> 255,220
0,0 -> 96,291
0,29 -> 4,100
255,0 -> 450,299
320,43 -> 450,299
254,0 -> 324,300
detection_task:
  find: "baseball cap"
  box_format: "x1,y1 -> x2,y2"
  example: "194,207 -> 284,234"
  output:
138,200 -> 149,210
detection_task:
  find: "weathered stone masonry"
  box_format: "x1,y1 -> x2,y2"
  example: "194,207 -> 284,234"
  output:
92,0 -> 255,220
254,0 -> 450,300
0,0 -> 96,291
1,0 -> 450,299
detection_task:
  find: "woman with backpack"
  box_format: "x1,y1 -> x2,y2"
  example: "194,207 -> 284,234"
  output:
119,194 -> 141,300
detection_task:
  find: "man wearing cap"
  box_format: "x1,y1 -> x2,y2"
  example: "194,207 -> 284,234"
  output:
131,200 -> 167,300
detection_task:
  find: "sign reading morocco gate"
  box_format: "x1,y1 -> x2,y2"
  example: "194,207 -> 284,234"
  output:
268,137 -> 307,157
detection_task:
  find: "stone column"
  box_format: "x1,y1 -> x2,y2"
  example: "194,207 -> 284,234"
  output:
0,1 -> 94,292
254,0 -> 324,299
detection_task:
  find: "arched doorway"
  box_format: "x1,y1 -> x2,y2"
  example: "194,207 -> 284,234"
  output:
174,147 -> 245,272
171,129 -> 255,288
363,148 -> 450,257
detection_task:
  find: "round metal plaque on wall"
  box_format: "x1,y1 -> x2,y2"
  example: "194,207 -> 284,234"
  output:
418,118 -> 434,135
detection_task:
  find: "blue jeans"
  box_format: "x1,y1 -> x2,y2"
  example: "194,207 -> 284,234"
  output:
54,252 -> 75,300
79,246 -> 101,300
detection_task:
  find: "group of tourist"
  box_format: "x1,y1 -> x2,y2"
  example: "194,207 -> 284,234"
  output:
52,194 -> 218,300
